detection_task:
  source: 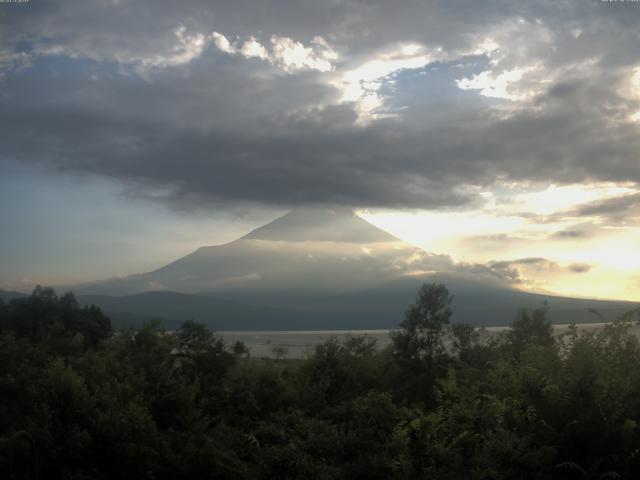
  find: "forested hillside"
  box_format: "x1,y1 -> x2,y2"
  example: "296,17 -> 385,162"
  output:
2,285 -> 640,479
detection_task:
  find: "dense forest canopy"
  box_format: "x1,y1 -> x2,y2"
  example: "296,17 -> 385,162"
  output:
2,285 -> 640,479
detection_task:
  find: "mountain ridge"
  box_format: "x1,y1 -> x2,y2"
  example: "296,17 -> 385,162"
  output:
62,208 -> 638,329
72,208 -> 436,296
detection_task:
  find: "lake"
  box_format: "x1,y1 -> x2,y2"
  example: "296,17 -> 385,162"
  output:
219,322 -> 640,358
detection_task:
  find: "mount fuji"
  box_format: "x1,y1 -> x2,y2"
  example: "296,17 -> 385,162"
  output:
70,209 -> 637,329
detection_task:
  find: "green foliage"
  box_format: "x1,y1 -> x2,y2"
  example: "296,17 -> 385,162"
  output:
0,286 -> 111,353
391,283 -> 453,405
509,302 -> 555,354
394,283 -> 453,361
2,284 -> 640,478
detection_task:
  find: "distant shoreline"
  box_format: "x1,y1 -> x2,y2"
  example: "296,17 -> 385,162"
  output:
218,321 -> 640,358
218,321 -> 636,335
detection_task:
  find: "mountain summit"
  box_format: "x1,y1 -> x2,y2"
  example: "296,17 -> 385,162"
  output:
243,208 -> 398,243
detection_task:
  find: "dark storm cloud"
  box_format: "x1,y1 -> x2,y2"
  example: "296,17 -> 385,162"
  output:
1,0 -> 640,209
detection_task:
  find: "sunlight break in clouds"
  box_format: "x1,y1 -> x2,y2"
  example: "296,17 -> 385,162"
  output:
456,66 -> 535,101
127,26 -> 208,77
629,67 -> 640,121
334,43 -> 443,122
211,34 -> 445,122
141,27 -> 206,68
211,32 -> 337,72
456,18 -> 554,102
362,181 -> 640,301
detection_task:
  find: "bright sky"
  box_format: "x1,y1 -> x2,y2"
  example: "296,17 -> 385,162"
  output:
361,182 -> 640,301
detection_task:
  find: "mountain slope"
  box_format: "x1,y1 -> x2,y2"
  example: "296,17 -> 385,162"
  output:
76,286 -> 637,331
70,208 -> 638,329
0,289 -> 28,302
77,291 -> 304,330
75,208 -> 459,296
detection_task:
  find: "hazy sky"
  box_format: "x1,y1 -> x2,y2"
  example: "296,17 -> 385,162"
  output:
1,0 -> 639,300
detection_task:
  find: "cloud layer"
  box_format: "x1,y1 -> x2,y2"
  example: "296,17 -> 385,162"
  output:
1,0 -> 640,211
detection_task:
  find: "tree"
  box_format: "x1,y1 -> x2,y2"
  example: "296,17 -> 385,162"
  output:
176,320 -> 216,355
0,287 -> 111,352
174,320 -> 235,413
391,283 -> 453,405
509,301 -> 554,353
393,283 -> 453,364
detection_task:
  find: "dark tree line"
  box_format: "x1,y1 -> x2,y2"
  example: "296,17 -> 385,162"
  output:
1,284 -> 640,479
